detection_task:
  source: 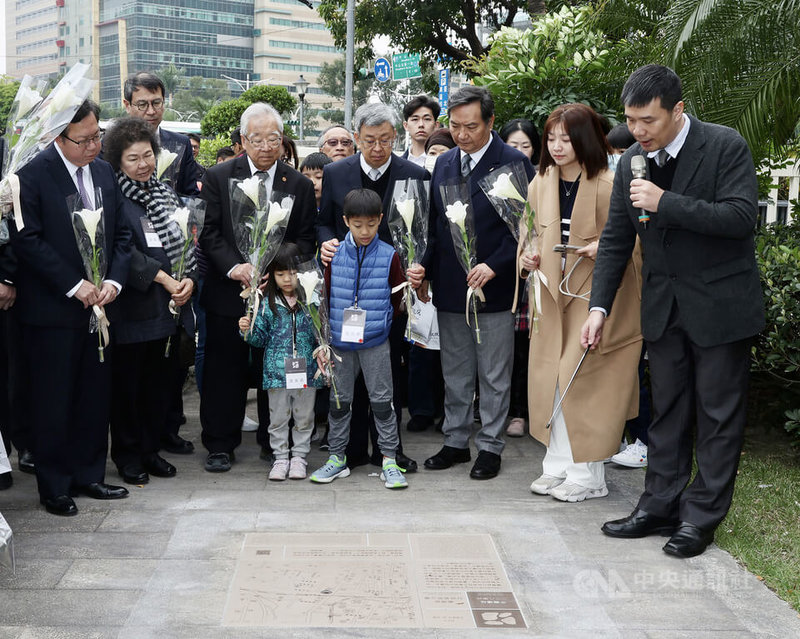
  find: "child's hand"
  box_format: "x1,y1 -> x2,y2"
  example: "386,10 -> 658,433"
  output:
238,316 -> 251,333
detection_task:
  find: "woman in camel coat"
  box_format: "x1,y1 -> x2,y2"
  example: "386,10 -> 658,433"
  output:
515,103 -> 642,502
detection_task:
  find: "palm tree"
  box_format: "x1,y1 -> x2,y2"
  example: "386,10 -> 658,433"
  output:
663,0 -> 800,157
158,63 -> 185,107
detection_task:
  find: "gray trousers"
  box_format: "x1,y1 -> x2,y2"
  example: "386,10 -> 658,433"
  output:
438,311 -> 514,456
328,340 -> 399,458
268,388 -> 316,459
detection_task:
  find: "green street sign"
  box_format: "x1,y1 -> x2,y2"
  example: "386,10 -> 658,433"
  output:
392,53 -> 422,81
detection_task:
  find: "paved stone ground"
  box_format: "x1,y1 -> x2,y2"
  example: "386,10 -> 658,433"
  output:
1,389 -> 799,638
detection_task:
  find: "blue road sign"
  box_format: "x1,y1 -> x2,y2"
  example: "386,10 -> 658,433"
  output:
374,57 -> 392,83
438,69 -> 450,110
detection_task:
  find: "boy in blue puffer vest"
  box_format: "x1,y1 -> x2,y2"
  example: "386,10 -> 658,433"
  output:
310,189 -> 414,489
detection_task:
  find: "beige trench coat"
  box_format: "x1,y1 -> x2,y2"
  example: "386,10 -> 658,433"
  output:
513,167 -> 643,463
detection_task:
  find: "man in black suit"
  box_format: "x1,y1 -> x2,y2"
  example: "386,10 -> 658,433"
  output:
316,102 -> 429,473
11,100 -> 132,515
123,72 -> 201,197
199,102 -> 316,472
583,65 -> 764,558
421,86 -> 534,481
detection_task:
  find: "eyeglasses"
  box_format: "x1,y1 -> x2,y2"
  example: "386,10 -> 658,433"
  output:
132,99 -> 165,112
323,138 -> 353,148
62,132 -> 101,148
243,133 -> 282,149
359,138 -> 394,149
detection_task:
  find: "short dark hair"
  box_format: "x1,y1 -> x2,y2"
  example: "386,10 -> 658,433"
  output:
499,118 -> 541,165
447,86 -> 494,123
538,103 -> 611,180
123,72 -> 165,102
68,99 -> 101,127
102,117 -> 159,172
606,123 -> 636,150
621,64 -> 683,111
425,128 -> 455,152
343,188 -> 382,219
216,146 -> 235,161
266,242 -> 301,315
230,127 -> 242,146
187,133 -> 201,144
403,95 -> 440,121
300,152 -> 333,172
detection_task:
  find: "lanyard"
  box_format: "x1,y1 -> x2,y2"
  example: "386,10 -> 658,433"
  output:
353,244 -> 368,309
279,292 -> 298,357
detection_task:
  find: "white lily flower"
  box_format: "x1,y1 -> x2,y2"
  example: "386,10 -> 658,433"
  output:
48,83 -> 79,113
171,206 -> 191,239
265,200 -> 290,235
16,85 -> 42,118
297,270 -> 321,303
156,149 -> 178,180
76,208 -> 102,247
396,198 -> 416,230
488,172 -> 526,203
237,175 -> 262,208
444,200 -> 469,233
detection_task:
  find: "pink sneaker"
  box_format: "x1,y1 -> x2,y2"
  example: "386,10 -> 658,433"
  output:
269,459 -> 289,481
288,456 -> 307,480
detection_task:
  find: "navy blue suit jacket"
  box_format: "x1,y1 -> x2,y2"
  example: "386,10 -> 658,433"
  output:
11,144 -> 132,328
159,127 -> 201,197
316,153 -> 429,245
425,131 -> 534,314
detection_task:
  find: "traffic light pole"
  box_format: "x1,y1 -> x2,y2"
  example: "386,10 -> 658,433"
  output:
344,0 -> 354,130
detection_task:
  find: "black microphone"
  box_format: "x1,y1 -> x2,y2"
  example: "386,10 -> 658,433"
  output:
630,154 -> 649,228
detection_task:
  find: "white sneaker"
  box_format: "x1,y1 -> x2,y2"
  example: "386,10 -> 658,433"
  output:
288,456 -> 307,480
242,416 -> 259,432
529,474 -> 565,495
506,417 -> 526,438
550,480 -> 608,502
603,440 -> 627,463
611,439 -> 648,468
269,459 -> 290,481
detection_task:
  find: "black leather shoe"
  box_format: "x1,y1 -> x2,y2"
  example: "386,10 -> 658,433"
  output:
18,449 -> 35,474
396,452 -> 418,473
41,495 -> 78,516
143,454 -> 176,478
118,463 -> 149,485
601,508 -> 679,538
73,482 -> 129,500
161,433 -> 194,455
205,452 -> 232,472
407,415 -> 433,432
424,445 -> 471,470
469,450 -> 501,480
663,522 -> 715,558
260,446 -> 274,463
0,472 -> 12,490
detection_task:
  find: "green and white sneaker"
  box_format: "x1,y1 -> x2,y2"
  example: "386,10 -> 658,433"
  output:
380,458 -> 408,489
309,455 -> 351,483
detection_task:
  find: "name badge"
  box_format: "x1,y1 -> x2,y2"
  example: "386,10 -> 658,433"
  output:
140,218 -> 162,248
341,307 -> 366,343
284,357 -> 308,389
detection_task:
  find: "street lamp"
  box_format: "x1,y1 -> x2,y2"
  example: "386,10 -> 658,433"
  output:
293,74 -> 309,141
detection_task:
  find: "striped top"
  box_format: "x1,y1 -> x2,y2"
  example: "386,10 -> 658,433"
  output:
558,176 -> 580,244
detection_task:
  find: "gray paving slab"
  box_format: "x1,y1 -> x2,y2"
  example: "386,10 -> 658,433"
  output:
0,390 -> 799,638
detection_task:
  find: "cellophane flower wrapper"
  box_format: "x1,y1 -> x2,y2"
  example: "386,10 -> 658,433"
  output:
229,177 -> 293,326
155,146 -> 181,187
439,178 -> 483,343
387,178 -> 429,336
69,188 -> 109,361
478,160 -> 532,242
294,258 -> 341,408
1,63 -> 94,224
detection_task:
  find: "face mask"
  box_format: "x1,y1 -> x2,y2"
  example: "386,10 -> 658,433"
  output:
424,154 -> 438,173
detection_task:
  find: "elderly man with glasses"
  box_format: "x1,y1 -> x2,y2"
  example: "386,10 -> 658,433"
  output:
315,102 -> 429,474
123,72 -> 201,198
317,125 -> 356,161
198,102 -> 317,473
